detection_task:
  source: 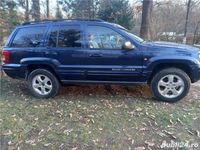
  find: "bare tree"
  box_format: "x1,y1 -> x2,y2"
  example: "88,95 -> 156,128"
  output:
151,1 -> 186,41
140,0 -> 153,40
18,0 -> 30,22
183,0 -> 191,44
193,20 -> 200,44
31,0 -> 40,21
46,0 -> 49,18
56,0 -> 62,19
25,0 -> 29,21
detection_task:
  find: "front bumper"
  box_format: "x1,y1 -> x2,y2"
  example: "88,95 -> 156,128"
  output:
2,64 -> 27,79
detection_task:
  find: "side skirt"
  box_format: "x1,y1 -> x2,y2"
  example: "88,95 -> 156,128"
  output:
61,80 -> 147,85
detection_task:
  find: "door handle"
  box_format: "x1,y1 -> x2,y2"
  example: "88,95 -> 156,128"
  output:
89,53 -> 103,57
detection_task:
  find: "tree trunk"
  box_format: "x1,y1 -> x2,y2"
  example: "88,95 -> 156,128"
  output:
88,0 -> 91,18
92,0 -> 95,18
55,0 -> 62,19
0,28 -> 3,45
193,21 -> 200,44
46,0 -> 49,18
140,0 -> 153,40
32,0 -> 40,21
183,0 -> 191,44
25,0 -> 29,22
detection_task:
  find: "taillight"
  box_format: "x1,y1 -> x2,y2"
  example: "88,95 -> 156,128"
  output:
2,50 -> 10,64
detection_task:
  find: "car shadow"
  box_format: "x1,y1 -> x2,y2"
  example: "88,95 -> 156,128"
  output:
2,77 -> 199,103
59,84 -> 153,99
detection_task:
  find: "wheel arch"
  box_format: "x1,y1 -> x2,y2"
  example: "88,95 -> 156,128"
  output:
20,57 -> 60,81
26,64 -> 60,82
147,63 -> 193,84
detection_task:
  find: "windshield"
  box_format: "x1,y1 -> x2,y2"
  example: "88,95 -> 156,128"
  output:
120,28 -> 144,43
127,32 -> 144,43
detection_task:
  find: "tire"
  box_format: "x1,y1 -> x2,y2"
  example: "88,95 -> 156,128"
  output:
27,69 -> 60,98
150,68 -> 190,102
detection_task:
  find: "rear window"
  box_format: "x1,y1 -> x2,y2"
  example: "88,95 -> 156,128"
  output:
11,26 -> 47,48
48,25 -> 82,48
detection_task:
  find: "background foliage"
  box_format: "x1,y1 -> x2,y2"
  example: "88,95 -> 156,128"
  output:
0,0 -> 200,45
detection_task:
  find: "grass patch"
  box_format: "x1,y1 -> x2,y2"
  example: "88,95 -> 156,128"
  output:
0,77 -> 200,149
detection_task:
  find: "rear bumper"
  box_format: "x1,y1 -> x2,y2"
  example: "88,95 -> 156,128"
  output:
2,64 -> 27,79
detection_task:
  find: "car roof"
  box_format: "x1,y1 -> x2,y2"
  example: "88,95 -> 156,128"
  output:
21,18 -> 104,25
19,18 -> 126,30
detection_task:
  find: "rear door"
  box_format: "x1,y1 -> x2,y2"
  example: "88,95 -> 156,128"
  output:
46,22 -> 90,81
85,24 -> 144,82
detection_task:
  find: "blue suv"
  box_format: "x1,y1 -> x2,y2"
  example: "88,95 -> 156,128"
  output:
2,18 -> 200,102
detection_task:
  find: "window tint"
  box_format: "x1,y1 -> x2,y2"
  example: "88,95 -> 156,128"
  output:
87,26 -> 127,49
11,26 -> 46,47
57,25 -> 82,48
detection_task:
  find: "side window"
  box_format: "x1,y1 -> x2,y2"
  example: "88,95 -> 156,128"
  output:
87,26 -> 127,49
48,26 -> 59,47
57,25 -> 82,48
11,26 -> 46,47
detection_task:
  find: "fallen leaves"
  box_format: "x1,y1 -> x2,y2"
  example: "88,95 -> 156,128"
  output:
196,130 -> 200,137
157,131 -> 167,137
100,99 -> 113,108
72,146 -> 78,150
135,107 -> 142,112
90,118 -> 95,124
38,129 -> 44,135
99,128 -> 103,131
44,143 -> 52,147
34,105 -> 38,108
128,138 -> 134,145
63,129 -> 73,135
177,118 -> 184,125
163,130 -> 177,139
69,113 -> 73,118
25,139 -> 36,146
169,119 -> 174,125
134,146 -> 145,150
8,141 -> 14,145
113,112 -> 118,115
87,115 -> 94,118
1,78 -> 200,149
3,130 -> 13,136
187,129 -> 195,135
145,141 -> 155,147
139,128 -> 148,131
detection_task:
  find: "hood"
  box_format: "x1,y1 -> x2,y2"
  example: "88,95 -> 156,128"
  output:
145,41 -> 200,53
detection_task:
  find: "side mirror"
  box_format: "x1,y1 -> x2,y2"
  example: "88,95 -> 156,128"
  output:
122,41 -> 135,50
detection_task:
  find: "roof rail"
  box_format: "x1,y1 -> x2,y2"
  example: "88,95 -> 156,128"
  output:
22,18 -> 104,25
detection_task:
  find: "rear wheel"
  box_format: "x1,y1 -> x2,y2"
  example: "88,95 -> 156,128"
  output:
28,69 -> 60,98
150,68 -> 190,102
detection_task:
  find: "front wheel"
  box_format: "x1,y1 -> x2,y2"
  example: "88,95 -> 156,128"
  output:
150,68 -> 190,102
28,69 -> 60,98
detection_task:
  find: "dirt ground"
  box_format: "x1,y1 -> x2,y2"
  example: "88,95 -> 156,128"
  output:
0,77 -> 200,150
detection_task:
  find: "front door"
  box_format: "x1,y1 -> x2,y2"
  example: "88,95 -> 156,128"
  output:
85,25 -> 144,82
